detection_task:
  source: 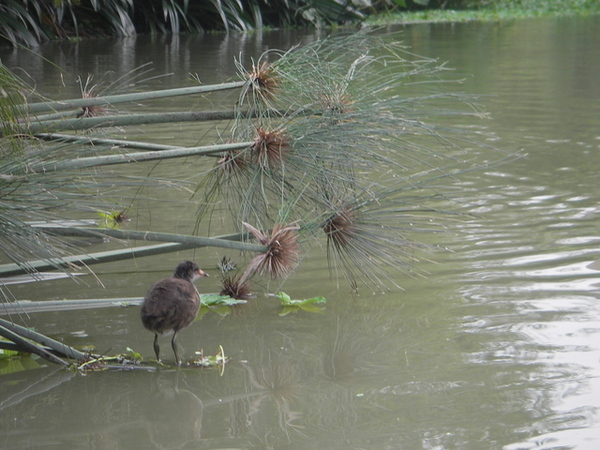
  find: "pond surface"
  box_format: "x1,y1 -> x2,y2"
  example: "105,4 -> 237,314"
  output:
1,15 -> 600,449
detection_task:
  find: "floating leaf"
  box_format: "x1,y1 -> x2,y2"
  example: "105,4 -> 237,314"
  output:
298,303 -> 326,313
200,293 -> 247,306
277,291 -> 292,304
277,291 -> 326,315
197,299 -> 238,319
279,306 -> 298,316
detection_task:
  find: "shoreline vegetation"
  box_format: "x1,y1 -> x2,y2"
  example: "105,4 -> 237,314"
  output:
1,32 -> 501,366
1,1 -> 599,48
368,4 -> 600,26
368,0 -> 599,26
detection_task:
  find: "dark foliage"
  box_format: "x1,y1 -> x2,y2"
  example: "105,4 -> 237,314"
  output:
0,0 -> 364,48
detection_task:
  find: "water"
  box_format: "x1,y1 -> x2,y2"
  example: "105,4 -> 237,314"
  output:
1,15 -> 600,449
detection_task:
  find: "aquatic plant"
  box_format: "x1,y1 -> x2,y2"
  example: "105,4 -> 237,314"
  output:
0,32 -> 506,364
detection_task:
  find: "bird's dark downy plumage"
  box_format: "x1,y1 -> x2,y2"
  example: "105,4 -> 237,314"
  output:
141,261 -> 208,364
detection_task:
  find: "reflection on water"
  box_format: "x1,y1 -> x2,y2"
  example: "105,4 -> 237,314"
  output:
1,15 -> 600,449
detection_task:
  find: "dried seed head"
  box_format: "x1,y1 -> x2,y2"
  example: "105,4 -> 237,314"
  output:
78,91 -> 108,118
220,274 -> 253,300
252,127 -> 289,169
322,206 -> 359,249
246,61 -> 280,102
242,221 -> 300,280
217,150 -> 247,174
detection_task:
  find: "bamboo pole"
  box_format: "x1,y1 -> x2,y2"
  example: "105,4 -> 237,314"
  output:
0,325 -> 68,365
19,81 -> 247,114
0,318 -> 86,361
0,298 -> 143,315
41,227 -> 267,252
0,244 -> 185,277
35,133 -> 186,151
35,141 -> 253,172
0,231 -> 258,277
0,339 -> 57,355
0,324 -> 69,365
20,109 -> 240,135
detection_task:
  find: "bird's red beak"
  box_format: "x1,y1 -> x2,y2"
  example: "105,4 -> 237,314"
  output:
198,269 -> 209,277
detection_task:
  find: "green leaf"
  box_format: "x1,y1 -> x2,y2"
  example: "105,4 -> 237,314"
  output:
0,348 -> 20,359
279,306 -> 298,316
277,291 -> 292,303
277,292 -> 326,315
200,293 -> 247,306
299,303 -> 326,313
126,347 -> 142,361
277,291 -> 326,306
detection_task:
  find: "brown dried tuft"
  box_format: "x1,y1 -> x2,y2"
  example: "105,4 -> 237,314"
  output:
322,206 -> 359,249
217,150 -> 248,174
78,91 -> 108,118
220,274 -> 254,300
246,61 -> 280,101
252,127 -> 289,169
242,222 -> 300,280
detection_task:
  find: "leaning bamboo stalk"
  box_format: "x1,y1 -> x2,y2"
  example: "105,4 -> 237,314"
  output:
0,318 -> 86,361
31,110 -> 81,122
0,298 -> 143,315
41,227 -> 268,252
35,133 -> 186,151
19,109 -> 240,135
0,232 -> 254,277
0,340 -> 57,355
0,325 -> 69,365
35,141 -> 253,172
19,81 -> 247,114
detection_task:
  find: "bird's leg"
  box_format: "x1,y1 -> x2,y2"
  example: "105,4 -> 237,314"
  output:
171,331 -> 181,365
153,333 -> 161,362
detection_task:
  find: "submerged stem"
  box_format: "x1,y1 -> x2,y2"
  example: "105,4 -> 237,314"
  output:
0,317 -> 85,362
0,325 -> 68,365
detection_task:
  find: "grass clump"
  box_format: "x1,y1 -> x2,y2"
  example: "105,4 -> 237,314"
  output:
368,0 -> 600,25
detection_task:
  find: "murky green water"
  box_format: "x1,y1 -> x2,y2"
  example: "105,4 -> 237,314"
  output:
1,15 -> 600,449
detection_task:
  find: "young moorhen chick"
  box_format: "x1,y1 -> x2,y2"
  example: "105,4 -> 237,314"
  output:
141,261 -> 208,364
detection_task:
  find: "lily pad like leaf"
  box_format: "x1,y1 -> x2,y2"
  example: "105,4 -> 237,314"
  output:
279,306 -> 298,316
299,303 -> 326,313
277,291 -> 326,315
201,294 -> 247,306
